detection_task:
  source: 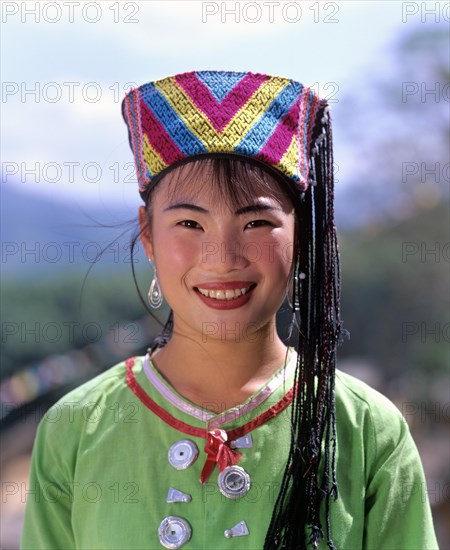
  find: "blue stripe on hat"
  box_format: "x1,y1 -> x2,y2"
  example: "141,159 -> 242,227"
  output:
196,71 -> 247,103
140,83 -> 207,156
234,81 -> 303,155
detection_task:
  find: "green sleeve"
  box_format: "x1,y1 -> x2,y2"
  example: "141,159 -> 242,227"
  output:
363,406 -> 439,549
20,407 -> 76,549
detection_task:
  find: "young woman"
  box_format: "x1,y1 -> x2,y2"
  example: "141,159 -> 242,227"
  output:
21,70 -> 438,549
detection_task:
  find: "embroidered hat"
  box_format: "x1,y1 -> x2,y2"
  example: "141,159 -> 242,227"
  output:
121,70 -> 330,200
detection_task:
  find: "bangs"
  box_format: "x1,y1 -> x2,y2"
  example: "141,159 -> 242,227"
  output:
144,156 -> 300,212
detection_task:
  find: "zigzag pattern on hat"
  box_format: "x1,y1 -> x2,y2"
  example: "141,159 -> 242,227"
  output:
122,70 -> 323,194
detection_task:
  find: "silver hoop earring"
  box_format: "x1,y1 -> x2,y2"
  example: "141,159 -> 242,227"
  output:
148,259 -> 163,309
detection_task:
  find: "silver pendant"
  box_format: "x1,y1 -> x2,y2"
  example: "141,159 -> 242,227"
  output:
166,488 -> 192,503
158,516 -> 191,549
224,520 -> 250,538
230,434 -> 253,449
168,440 -> 198,470
217,465 -> 251,499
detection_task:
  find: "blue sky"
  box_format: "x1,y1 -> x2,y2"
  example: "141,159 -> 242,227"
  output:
2,0 -> 442,208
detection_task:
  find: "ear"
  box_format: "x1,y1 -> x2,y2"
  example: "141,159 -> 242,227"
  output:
138,205 -> 154,260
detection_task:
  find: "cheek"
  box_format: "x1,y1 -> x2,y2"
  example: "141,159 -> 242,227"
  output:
278,220 -> 296,271
258,232 -> 294,276
152,234 -> 198,305
153,232 -> 199,274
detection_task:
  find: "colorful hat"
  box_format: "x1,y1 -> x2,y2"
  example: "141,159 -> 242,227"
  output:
121,70 -> 329,199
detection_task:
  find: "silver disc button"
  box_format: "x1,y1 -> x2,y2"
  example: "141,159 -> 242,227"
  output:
217,465 -> 251,499
168,440 -> 198,470
158,516 -> 192,549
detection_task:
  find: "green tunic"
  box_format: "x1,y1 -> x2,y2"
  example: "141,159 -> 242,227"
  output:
21,348 -> 439,549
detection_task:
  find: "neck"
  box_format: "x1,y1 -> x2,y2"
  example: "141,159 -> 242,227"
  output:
149,317 -> 291,411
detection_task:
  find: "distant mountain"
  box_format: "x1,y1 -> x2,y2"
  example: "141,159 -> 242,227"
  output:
1,181 -> 142,279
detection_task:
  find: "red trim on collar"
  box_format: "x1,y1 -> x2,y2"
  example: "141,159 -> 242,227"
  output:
125,356 -> 296,482
125,356 -> 296,440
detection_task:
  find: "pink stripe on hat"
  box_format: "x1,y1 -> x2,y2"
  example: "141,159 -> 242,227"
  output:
175,72 -> 268,132
140,96 -> 184,166
258,99 -> 300,164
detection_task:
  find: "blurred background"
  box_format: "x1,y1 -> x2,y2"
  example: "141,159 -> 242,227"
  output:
1,1 -> 449,548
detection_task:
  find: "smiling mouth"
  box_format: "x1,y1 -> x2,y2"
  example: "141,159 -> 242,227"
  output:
194,284 -> 257,301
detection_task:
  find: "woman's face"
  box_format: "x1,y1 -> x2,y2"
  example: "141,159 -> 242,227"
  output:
138,162 -> 296,344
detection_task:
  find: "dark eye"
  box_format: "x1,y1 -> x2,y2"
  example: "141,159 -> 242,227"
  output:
178,220 -> 201,229
246,220 -> 272,229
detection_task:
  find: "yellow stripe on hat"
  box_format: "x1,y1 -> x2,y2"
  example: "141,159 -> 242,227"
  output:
155,76 -> 290,151
219,76 -> 291,149
155,77 -> 218,146
142,134 -> 168,176
275,133 -> 299,180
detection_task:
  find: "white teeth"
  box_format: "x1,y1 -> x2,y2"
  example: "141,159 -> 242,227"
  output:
197,286 -> 252,300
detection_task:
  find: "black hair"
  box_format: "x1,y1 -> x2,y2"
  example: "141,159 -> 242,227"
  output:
128,101 -> 344,549
264,103 -> 344,550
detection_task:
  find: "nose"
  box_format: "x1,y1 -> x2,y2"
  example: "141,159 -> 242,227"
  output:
200,227 -> 249,272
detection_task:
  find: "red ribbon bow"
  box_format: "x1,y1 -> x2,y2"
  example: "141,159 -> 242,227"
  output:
200,429 -> 242,484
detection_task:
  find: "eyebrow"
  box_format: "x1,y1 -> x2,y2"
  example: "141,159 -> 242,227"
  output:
163,202 -> 282,215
